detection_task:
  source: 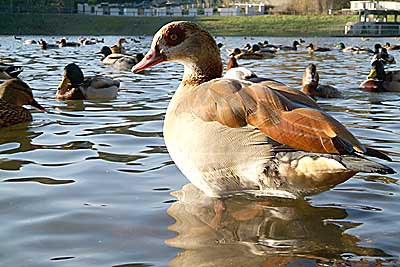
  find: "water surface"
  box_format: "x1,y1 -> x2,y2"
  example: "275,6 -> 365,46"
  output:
0,35 -> 399,267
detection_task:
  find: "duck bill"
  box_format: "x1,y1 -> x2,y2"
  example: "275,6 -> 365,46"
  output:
367,68 -> 377,79
58,76 -> 70,91
31,99 -> 47,112
132,47 -> 166,73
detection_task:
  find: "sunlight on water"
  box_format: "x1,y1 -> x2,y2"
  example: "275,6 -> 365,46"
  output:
0,35 -> 399,267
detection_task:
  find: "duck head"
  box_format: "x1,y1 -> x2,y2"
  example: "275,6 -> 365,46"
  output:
336,42 -> 345,49
303,63 -> 319,85
368,55 -> 385,80
0,78 -> 46,111
293,40 -> 300,47
306,43 -> 314,51
96,46 -> 113,59
132,21 -> 222,85
57,63 -> 85,99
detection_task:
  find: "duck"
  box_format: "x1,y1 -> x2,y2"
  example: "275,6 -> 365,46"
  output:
132,21 -> 395,199
229,47 -> 274,60
96,46 -> 144,70
224,56 -> 257,80
59,38 -> 80,47
301,63 -> 342,98
110,38 -> 127,54
23,39 -> 37,45
360,55 -> 400,92
336,43 -> 373,54
0,78 -> 46,128
77,37 -> 97,46
374,44 -> 396,64
38,39 -> 59,50
0,64 -> 23,79
56,63 -> 120,100
306,43 -> 331,53
336,42 -> 357,52
383,42 -> 400,51
278,40 -> 300,51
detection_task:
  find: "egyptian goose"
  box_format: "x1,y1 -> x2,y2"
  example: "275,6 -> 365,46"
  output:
360,55 -> 400,92
57,63 -> 120,100
302,63 -> 342,98
0,78 -> 46,128
110,38 -> 127,54
132,21 -> 394,198
96,46 -> 144,71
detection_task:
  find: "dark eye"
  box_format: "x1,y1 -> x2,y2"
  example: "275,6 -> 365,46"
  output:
164,26 -> 185,47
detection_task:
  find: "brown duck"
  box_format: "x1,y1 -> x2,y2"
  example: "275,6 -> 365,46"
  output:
0,78 -> 46,128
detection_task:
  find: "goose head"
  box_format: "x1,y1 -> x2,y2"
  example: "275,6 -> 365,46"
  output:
132,21 -> 222,86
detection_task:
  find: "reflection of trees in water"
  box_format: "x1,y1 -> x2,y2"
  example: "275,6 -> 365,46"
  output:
166,184 -> 389,267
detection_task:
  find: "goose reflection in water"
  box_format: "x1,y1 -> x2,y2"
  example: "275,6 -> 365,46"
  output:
166,184 -> 390,267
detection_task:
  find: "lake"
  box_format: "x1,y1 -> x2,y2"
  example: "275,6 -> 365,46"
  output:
0,34 -> 399,267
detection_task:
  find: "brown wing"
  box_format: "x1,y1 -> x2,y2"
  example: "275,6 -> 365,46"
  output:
183,78 -> 366,155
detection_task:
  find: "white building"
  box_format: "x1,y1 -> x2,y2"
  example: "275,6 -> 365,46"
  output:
123,8 -> 138,16
350,1 -> 400,11
110,7 -> 120,16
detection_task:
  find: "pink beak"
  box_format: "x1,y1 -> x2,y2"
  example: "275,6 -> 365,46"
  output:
132,46 -> 166,73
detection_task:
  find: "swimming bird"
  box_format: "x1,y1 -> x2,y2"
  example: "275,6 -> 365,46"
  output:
23,39 -> 37,45
110,38 -> 127,54
96,46 -> 144,70
336,42 -> 357,52
0,78 -> 46,128
360,55 -> 400,92
38,39 -> 59,50
229,47 -> 274,60
132,21 -> 394,198
306,43 -> 331,53
278,40 -> 300,51
302,63 -> 342,98
0,64 -> 23,79
374,44 -> 396,64
59,38 -> 80,47
383,42 -> 400,51
56,63 -> 120,100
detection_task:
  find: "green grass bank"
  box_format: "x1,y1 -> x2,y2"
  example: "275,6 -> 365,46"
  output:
1,13 -> 356,36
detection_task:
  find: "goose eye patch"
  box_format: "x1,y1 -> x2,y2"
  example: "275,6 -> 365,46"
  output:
164,26 -> 185,47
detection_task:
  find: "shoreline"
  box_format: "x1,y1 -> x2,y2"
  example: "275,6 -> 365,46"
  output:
2,13 -> 356,36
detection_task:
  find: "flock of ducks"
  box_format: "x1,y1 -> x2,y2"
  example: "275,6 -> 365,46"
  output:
1,21 -> 397,199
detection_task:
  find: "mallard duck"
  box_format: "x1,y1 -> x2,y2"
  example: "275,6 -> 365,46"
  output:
0,64 -> 23,79
383,42 -> 400,51
229,47 -> 274,60
278,40 -> 300,51
360,55 -> 400,92
38,39 -> 58,50
374,44 -> 396,64
306,43 -> 331,53
96,46 -> 144,70
132,21 -> 394,198
77,37 -> 97,46
110,38 -> 127,54
23,39 -> 37,45
0,78 -> 46,128
59,38 -> 80,47
301,63 -> 342,98
336,42 -> 356,52
56,63 -> 120,100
